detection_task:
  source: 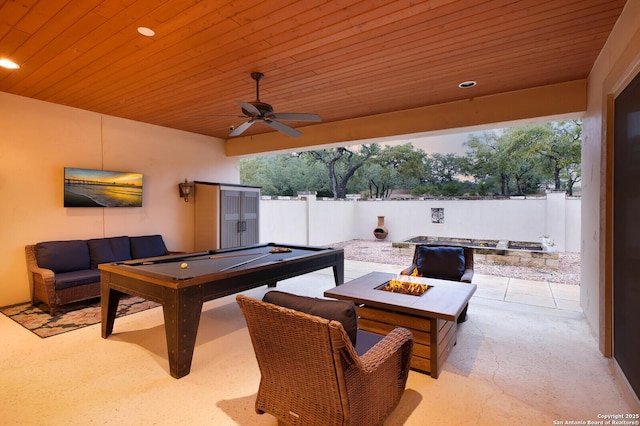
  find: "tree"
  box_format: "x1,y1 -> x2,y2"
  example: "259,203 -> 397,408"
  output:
464,121 -> 582,196
465,131 -> 507,194
301,145 -> 380,198
241,120 -> 581,198
366,144 -> 426,198
538,120 -> 582,194
240,154 -> 327,196
501,125 -> 550,194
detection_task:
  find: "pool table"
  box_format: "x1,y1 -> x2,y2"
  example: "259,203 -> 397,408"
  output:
99,242 -> 344,378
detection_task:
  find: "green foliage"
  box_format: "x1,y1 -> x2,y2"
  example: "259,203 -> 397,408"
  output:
240,154 -> 328,196
366,143 -> 426,198
240,121 -> 582,198
300,145 -> 380,198
464,120 -> 582,195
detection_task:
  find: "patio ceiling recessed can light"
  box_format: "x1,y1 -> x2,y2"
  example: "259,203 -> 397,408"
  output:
0,59 -> 20,69
458,80 -> 477,88
137,27 -> 155,37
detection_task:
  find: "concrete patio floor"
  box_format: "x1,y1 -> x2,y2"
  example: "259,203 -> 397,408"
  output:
472,273 -> 581,312
1,259 -> 633,425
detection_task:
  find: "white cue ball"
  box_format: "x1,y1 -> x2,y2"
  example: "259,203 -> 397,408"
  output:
180,262 -> 188,269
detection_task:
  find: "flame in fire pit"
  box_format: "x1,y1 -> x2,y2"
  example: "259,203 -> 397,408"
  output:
378,270 -> 431,296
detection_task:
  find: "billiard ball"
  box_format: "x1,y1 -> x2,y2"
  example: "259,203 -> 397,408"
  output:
180,262 -> 188,269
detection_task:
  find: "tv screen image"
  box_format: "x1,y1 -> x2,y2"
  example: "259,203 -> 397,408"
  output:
64,167 -> 143,207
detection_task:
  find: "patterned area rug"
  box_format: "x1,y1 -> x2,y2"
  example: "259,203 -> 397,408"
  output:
0,297 -> 159,338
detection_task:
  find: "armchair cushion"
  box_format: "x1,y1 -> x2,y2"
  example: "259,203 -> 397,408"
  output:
416,245 -> 466,281
35,240 -> 90,273
88,236 -> 131,268
263,291 -> 358,346
354,329 -> 385,356
129,235 -> 167,259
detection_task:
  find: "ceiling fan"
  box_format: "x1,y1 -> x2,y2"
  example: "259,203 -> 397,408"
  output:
229,72 -> 321,137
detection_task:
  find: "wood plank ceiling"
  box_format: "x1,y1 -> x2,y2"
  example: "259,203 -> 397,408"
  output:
0,0 -> 627,140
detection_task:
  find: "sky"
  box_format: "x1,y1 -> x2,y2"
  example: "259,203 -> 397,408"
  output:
385,132 -> 474,155
65,168 -> 143,186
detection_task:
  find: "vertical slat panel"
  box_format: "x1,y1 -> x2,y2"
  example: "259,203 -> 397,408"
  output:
221,190 -> 241,249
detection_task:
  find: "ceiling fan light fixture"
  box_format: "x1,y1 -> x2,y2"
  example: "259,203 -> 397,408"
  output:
458,80 -> 477,88
137,27 -> 155,37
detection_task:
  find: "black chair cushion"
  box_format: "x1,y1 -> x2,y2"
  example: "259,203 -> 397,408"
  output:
263,291 -> 358,346
129,235 -> 167,259
88,236 -> 132,268
35,240 -> 90,273
416,245 -> 466,281
354,329 -> 385,356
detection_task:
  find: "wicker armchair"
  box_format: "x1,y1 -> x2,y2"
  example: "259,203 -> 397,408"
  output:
401,243 -> 474,322
236,294 -> 414,426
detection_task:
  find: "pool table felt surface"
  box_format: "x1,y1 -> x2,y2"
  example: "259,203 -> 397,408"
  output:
105,243 -> 342,287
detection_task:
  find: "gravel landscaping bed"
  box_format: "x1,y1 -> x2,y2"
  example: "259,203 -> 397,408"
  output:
331,239 -> 581,286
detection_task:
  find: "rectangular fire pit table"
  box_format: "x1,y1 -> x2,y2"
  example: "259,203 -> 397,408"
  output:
324,271 -> 476,378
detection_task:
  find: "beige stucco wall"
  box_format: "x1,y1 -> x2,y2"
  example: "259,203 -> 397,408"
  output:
582,0 -> 640,353
0,92 -> 238,307
259,194 -> 581,251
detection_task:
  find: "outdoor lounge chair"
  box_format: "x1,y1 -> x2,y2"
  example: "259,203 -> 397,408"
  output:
401,243 -> 474,323
236,292 -> 414,426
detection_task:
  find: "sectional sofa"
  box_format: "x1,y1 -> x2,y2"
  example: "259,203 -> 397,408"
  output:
25,235 -> 171,314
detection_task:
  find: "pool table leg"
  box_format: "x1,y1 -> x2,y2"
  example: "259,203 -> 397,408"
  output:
162,285 -> 203,379
333,255 -> 345,285
101,286 -> 124,338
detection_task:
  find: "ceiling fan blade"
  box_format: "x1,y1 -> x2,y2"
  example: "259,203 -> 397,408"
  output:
265,119 -> 302,137
237,100 -> 260,116
229,120 -> 255,137
271,112 -> 321,122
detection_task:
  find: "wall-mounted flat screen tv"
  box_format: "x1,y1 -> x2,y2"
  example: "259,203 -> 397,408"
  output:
64,167 -> 143,207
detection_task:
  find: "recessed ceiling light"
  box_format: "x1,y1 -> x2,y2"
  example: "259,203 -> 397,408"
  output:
0,59 -> 20,69
458,80 -> 477,88
137,27 -> 155,37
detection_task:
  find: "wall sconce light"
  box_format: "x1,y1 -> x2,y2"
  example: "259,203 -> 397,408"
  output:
178,179 -> 194,202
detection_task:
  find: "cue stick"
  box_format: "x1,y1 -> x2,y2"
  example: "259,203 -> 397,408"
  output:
125,251 -> 262,266
219,253 -> 271,271
208,252 -> 262,260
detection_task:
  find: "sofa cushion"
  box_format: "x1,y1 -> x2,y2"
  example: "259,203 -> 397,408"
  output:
263,291 -> 358,346
35,240 -> 90,273
88,236 -> 131,268
129,235 -> 167,259
54,269 -> 101,290
416,245 -> 466,281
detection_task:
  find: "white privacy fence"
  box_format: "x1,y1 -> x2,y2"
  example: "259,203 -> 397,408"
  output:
259,191 -> 581,253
